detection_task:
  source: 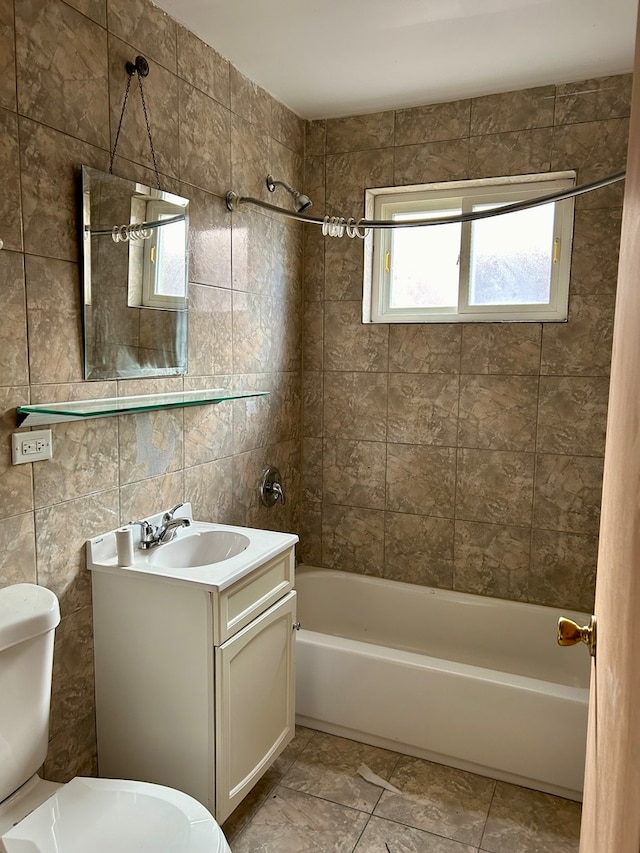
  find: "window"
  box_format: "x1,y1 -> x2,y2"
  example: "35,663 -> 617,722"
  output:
127,196 -> 188,312
141,200 -> 188,310
364,172 -> 576,323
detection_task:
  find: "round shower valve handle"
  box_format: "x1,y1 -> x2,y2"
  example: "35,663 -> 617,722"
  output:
259,466 -> 286,507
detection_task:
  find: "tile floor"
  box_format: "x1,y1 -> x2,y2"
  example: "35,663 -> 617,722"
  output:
221,727 -> 582,852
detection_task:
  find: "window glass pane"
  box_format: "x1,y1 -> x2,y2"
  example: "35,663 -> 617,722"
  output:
469,203 -> 555,306
390,211 -> 461,308
155,215 -> 187,298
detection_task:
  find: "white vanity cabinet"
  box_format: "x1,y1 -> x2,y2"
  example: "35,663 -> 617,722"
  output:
89,540 -> 297,824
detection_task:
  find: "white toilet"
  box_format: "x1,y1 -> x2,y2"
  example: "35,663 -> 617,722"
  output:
0,583 -> 232,853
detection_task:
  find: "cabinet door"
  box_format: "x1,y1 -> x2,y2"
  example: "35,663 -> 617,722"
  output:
215,590 -> 296,822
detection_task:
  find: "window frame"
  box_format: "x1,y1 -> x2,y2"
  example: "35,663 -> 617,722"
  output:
141,200 -> 188,311
364,171 -> 576,324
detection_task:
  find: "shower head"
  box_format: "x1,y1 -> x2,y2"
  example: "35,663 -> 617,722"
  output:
293,193 -> 313,213
266,175 -> 313,213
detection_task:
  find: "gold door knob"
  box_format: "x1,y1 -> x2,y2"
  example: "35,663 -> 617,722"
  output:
557,615 -> 596,657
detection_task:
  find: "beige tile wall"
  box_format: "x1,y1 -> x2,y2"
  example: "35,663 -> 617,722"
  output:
0,0 -> 303,781
0,0 -> 631,787
301,75 -> 631,614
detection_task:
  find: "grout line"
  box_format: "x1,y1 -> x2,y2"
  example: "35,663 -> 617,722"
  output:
478,779 -> 498,852
351,811 -> 373,852
452,328 -> 464,589
274,782 -> 376,816
528,324 -> 545,603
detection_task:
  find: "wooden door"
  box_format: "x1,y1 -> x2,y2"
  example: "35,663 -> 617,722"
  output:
579,5 -> 640,849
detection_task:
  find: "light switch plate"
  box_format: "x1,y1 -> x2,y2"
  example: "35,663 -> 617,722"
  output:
12,429 -> 53,464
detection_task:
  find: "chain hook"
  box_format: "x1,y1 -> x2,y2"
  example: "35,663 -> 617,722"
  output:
109,55 -> 161,190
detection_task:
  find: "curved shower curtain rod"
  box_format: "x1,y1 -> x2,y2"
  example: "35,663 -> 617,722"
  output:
225,169 -> 626,238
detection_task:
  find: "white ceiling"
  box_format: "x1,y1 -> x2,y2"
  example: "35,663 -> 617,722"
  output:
154,0 -> 638,119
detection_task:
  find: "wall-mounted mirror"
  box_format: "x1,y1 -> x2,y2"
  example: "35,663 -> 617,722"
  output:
81,166 -> 189,380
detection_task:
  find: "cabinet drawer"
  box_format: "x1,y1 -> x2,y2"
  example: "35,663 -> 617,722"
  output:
213,547 -> 294,644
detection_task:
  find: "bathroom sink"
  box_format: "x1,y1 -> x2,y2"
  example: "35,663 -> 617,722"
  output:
147,529 -> 250,569
86,504 -> 298,592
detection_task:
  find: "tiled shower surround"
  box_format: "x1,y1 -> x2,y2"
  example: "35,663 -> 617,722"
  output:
0,0 -> 630,789
300,75 -> 631,615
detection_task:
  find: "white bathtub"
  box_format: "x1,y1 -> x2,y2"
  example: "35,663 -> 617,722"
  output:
295,566 -> 590,801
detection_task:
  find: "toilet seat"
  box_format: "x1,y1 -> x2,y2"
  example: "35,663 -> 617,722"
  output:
1,776 -> 231,853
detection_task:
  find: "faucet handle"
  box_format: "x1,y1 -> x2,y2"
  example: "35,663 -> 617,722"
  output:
270,482 -> 286,505
163,502 -> 185,523
130,519 -> 157,549
259,467 -> 286,507
131,519 -> 153,534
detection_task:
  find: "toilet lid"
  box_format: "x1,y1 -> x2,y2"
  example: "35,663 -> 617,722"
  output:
1,777 -> 231,853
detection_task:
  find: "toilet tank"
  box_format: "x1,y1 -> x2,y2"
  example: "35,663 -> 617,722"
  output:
0,584 -> 61,803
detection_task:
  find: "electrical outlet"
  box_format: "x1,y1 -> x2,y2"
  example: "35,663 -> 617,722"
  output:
12,429 -> 53,464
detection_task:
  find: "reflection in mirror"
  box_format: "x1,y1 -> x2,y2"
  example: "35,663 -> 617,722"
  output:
81,166 -> 189,380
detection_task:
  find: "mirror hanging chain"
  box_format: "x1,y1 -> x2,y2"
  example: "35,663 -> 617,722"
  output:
109,55 -> 161,191
91,55 -> 185,245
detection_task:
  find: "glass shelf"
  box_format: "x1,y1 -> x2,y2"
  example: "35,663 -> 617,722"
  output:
16,388 -> 269,427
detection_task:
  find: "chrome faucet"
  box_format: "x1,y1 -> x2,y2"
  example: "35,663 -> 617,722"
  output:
131,503 -> 191,549
157,515 -> 191,544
